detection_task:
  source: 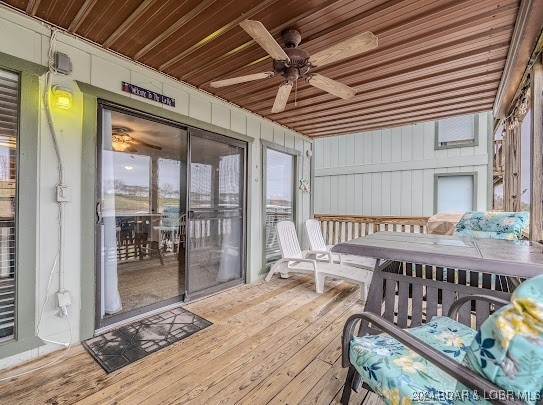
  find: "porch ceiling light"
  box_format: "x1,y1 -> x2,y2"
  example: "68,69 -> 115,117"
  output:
52,86 -> 73,110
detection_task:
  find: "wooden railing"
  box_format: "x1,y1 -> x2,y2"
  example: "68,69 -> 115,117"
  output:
314,214 -> 430,245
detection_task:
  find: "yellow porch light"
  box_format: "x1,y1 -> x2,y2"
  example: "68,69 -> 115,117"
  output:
52,86 -> 73,110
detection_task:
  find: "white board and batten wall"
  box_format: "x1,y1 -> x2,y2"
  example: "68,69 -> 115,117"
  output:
314,112 -> 492,216
0,6 -> 312,367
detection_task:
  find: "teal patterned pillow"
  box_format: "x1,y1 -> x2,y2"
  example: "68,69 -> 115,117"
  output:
453,211 -> 529,241
456,274 -> 543,404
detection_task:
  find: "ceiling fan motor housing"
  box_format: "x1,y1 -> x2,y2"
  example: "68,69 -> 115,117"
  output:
273,46 -> 311,80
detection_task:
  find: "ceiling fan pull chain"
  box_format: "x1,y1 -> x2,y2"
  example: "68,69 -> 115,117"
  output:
295,80 -> 298,107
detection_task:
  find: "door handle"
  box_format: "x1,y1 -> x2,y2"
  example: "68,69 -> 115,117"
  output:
96,202 -> 102,224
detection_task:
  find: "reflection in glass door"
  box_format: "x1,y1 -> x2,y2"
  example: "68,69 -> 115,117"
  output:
97,105 -> 187,327
186,129 -> 246,298
264,148 -> 295,264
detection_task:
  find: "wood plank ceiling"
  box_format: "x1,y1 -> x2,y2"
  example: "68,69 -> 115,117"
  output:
1,0 -> 521,137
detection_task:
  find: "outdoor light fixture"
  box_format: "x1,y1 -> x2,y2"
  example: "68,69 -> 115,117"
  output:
124,165 -> 134,171
52,86 -> 73,110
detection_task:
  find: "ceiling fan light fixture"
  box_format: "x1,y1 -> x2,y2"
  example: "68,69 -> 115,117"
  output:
112,140 -> 130,152
285,66 -> 299,83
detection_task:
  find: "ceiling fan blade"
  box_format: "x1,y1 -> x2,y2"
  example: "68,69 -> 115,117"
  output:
271,82 -> 293,113
130,139 -> 163,150
239,20 -> 290,61
306,74 -> 356,99
210,72 -> 274,88
309,31 -> 378,67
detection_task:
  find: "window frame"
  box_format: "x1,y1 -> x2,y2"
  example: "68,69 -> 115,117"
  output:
434,114 -> 480,150
0,56 -> 46,358
261,140 -> 300,270
433,172 -> 478,214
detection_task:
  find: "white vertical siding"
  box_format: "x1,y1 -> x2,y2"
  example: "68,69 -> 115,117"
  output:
314,112 -> 491,216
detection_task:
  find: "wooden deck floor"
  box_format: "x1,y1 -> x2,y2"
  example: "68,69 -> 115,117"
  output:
0,275 -> 382,405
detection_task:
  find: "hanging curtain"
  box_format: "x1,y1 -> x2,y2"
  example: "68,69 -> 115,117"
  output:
101,110 -> 122,315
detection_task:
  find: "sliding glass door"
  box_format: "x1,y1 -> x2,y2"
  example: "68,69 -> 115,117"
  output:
97,104 -> 187,327
96,104 -> 247,328
186,128 -> 246,298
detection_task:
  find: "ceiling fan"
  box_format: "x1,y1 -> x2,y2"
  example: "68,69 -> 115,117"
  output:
210,20 -> 378,113
111,126 -> 162,153
0,137 -> 16,149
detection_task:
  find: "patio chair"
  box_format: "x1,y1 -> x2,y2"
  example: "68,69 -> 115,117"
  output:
453,211 -> 529,240
341,262 -> 543,405
305,219 -> 376,270
265,221 -> 373,299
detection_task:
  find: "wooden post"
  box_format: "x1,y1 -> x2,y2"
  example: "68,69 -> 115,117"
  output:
530,54 -> 543,241
512,123 -> 521,212
504,118 -> 521,211
503,123 -> 511,210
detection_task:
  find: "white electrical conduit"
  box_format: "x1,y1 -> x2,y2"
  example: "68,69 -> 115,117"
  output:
44,29 -> 66,291
0,29 -> 73,381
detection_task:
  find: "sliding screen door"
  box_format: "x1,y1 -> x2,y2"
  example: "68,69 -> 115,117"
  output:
186,129 -> 246,298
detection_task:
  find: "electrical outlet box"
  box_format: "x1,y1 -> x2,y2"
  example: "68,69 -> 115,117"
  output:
56,185 -> 70,202
57,290 -> 71,308
54,52 -> 73,75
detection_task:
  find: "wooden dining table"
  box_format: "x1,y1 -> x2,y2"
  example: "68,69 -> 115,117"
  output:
331,231 -> 543,279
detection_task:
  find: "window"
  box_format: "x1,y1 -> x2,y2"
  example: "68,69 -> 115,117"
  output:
0,69 -> 18,342
263,143 -> 297,264
435,174 -> 476,213
435,114 -> 478,149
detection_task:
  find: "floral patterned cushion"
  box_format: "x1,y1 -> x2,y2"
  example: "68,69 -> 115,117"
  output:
455,274 -> 543,404
350,316 -> 477,404
453,211 -> 529,240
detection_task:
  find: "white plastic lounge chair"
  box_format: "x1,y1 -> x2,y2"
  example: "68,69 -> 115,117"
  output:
305,218 -> 376,270
265,221 -> 373,299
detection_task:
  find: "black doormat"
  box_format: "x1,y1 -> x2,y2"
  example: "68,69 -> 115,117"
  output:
82,307 -> 212,373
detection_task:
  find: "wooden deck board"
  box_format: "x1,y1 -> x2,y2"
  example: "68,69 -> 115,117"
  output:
175,287 -> 362,405
131,282 -> 353,404
0,275 -> 381,405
